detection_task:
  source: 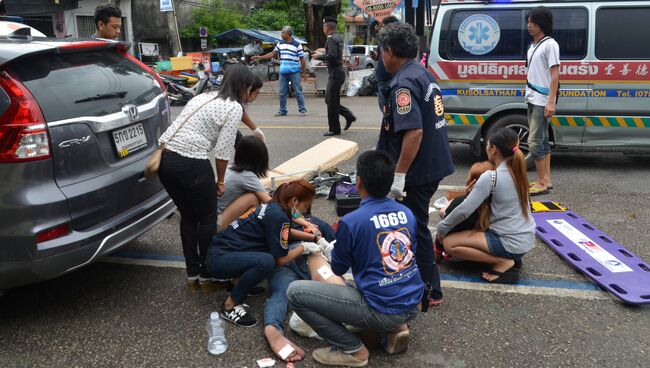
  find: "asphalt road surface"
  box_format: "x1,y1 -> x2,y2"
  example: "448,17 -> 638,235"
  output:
1,94 -> 649,368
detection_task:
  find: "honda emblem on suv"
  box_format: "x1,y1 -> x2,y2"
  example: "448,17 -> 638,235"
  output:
123,104 -> 139,121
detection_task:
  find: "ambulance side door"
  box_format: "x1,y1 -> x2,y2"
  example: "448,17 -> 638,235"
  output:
585,3 -> 650,148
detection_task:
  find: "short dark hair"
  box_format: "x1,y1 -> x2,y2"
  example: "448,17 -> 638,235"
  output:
356,150 -> 395,198
527,6 -> 553,36
231,135 -> 269,178
94,4 -> 121,29
376,22 -> 418,59
251,74 -> 263,92
382,16 -> 399,26
218,64 -> 254,104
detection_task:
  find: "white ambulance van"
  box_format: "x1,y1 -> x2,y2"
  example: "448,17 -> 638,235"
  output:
428,0 -> 650,166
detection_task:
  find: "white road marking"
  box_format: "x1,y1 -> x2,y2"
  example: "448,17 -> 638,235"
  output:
442,280 -> 609,301
102,255 -> 610,301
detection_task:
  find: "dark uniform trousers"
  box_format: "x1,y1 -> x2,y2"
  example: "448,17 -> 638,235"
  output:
399,180 -> 443,300
325,68 -> 354,134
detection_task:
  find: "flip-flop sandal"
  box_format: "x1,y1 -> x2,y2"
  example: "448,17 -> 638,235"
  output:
529,181 -> 554,190
513,259 -> 523,269
482,268 -> 520,284
529,187 -> 550,196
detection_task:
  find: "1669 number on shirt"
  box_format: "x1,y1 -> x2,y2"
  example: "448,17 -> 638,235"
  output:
370,211 -> 408,229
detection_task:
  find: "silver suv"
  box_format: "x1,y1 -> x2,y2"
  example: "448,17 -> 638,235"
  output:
0,28 -> 175,291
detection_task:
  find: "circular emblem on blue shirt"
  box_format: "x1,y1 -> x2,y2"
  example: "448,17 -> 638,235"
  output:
458,14 -> 501,56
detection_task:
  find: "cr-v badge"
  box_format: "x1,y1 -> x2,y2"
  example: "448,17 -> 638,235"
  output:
59,136 -> 91,148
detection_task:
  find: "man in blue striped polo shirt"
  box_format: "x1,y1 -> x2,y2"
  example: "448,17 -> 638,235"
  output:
253,26 -> 307,116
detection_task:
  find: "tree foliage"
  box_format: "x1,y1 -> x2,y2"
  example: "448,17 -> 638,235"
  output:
246,0 -> 305,37
180,0 -> 244,39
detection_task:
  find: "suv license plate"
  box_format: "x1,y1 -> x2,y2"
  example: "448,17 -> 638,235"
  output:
112,123 -> 147,158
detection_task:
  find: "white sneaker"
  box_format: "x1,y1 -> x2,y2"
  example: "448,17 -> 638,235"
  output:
289,312 -> 322,340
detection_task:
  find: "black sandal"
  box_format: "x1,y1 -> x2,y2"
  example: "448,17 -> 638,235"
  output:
482,268 -> 520,284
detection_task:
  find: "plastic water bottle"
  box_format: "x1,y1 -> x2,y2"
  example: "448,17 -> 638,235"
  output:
206,312 -> 227,355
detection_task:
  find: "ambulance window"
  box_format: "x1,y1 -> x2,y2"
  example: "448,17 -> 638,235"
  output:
596,7 -> 650,59
549,8 -> 588,60
446,9 -> 524,60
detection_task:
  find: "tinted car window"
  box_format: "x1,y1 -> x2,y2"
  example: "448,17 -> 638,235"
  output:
596,7 -> 650,59
350,46 -> 366,54
548,8 -> 588,60
9,50 -> 161,122
442,8 -> 587,60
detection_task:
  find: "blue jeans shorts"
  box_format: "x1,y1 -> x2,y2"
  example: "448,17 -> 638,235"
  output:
485,229 -> 523,260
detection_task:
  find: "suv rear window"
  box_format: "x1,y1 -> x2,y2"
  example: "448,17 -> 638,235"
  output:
441,7 -> 587,60
8,49 -> 161,122
350,46 -> 366,54
596,7 -> 650,60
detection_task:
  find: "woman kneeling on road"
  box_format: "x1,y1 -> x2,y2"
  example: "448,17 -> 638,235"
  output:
436,128 -> 536,283
205,179 -> 325,327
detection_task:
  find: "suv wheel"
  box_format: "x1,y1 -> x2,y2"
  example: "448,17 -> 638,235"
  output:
485,114 -> 535,170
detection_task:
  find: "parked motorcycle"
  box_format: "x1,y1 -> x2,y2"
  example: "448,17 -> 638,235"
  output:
160,74 -> 210,105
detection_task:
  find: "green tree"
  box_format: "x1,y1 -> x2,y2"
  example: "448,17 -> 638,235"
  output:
180,0 -> 244,39
245,0 -> 305,37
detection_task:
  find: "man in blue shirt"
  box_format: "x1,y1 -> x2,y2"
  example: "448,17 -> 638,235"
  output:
376,22 -> 455,308
252,26 -> 307,116
288,150 -> 423,367
370,15 -> 400,111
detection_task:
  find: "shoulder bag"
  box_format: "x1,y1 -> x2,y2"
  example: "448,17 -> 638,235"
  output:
144,95 -> 219,180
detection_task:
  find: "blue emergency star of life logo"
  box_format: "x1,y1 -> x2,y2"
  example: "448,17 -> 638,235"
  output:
458,14 -> 500,56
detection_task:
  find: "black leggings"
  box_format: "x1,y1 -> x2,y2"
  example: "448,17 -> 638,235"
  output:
158,150 -> 217,276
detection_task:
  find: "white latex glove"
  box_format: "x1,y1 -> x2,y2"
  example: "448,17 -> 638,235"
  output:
301,242 -> 321,255
390,172 -> 406,200
252,128 -> 265,142
323,240 -> 336,262
316,238 -> 331,252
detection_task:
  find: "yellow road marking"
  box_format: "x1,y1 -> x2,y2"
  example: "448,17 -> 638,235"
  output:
245,125 -> 380,130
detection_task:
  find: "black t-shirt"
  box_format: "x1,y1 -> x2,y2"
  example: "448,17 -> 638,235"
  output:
377,59 -> 455,185
210,202 -> 291,258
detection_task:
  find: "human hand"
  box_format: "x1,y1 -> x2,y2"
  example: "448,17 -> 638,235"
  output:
252,128 -> 265,142
216,182 -> 225,197
316,237 -> 330,252
390,172 -> 406,200
307,223 -> 322,236
251,55 -> 259,61
301,242 -> 321,255
544,102 -> 556,118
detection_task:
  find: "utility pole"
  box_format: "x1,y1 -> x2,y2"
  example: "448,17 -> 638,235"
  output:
166,0 -> 183,55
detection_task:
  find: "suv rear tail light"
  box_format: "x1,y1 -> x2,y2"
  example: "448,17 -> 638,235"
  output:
0,70 -> 51,163
36,223 -> 70,243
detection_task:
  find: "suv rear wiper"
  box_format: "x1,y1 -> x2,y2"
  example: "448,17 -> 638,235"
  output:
75,91 -> 127,103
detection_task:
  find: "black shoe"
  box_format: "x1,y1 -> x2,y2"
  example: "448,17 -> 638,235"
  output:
344,116 -> 356,131
226,282 -> 266,297
220,303 -> 257,327
323,131 -> 340,136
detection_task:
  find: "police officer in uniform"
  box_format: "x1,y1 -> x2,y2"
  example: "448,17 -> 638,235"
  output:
376,22 -> 455,309
313,16 -> 356,136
